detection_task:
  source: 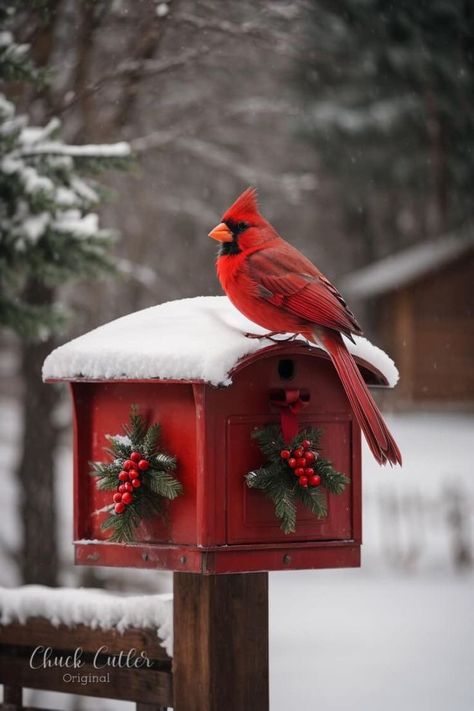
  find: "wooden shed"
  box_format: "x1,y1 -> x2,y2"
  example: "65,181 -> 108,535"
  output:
341,230 -> 474,405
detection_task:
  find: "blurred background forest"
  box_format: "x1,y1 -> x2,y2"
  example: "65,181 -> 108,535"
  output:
0,1 -> 473,709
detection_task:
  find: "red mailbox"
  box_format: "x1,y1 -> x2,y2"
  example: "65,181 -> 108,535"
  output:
43,296 -> 397,574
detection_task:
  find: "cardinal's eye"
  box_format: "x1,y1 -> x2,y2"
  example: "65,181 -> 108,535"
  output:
236,221 -> 249,233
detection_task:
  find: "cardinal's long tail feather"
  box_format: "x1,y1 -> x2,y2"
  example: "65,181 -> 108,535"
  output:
318,331 -> 402,466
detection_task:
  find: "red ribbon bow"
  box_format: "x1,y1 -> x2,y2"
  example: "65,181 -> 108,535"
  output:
270,389 -> 309,443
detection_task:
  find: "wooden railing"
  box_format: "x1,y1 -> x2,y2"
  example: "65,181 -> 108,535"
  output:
0,617 -> 172,710
0,573 -> 269,711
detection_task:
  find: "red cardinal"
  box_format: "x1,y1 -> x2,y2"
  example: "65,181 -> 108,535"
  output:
209,187 -> 401,466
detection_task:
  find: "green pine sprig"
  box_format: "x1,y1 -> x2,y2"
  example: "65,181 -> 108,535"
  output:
147,471 -> 182,499
124,405 -> 148,445
101,491 -> 165,543
246,425 -> 349,534
91,406 -> 182,543
246,462 -> 298,534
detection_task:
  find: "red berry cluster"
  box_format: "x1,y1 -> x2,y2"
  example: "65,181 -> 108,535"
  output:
113,451 -> 150,513
280,439 -> 320,489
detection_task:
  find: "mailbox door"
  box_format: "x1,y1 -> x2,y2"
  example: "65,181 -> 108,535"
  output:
205,348 -> 361,546
225,414 -> 356,544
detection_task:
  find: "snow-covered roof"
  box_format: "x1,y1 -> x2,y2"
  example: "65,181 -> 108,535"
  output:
340,228 -> 474,299
42,296 -> 398,387
0,585 -> 173,656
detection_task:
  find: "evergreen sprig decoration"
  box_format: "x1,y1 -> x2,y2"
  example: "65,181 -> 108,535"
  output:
91,406 -> 182,543
246,425 -> 349,534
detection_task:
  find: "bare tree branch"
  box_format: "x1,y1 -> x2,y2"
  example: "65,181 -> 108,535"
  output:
112,3 -> 167,129
68,0 -> 103,138
130,95 -> 298,154
131,132 -> 317,200
158,195 -> 217,224
116,46 -> 209,77
56,46 -> 212,117
131,128 -> 179,152
173,10 -> 309,59
174,11 -> 265,39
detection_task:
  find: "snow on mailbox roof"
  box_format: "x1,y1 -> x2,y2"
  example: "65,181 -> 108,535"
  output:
42,296 -> 398,387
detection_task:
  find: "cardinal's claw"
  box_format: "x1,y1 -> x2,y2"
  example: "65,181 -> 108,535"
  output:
244,331 -> 282,341
244,331 -> 303,344
244,331 -> 311,346
278,333 -> 299,342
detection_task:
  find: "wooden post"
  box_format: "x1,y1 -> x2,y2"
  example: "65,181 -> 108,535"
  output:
173,572 -> 269,711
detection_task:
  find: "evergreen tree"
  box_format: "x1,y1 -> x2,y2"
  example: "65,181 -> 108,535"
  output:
0,17 -> 131,586
299,0 -> 474,258
0,29 -> 130,340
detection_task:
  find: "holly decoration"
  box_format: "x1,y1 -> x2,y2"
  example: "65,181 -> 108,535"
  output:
91,406 -> 182,542
284,439 -> 321,488
245,425 -> 349,534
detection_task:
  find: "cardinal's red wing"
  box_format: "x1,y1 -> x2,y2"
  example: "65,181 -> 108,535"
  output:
248,244 -> 362,337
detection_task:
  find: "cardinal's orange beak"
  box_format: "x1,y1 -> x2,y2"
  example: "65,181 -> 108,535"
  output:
208,222 -> 233,242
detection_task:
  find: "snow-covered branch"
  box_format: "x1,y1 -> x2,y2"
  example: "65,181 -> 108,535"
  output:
17,141 -> 131,159
309,97 -> 418,135
116,259 -> 158,289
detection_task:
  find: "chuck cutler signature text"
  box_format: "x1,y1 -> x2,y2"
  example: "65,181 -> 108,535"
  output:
30,646 -> 154,670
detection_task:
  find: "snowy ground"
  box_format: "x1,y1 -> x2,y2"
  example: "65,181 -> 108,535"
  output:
271,570 -> 473,711
1,399 -> 473,710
